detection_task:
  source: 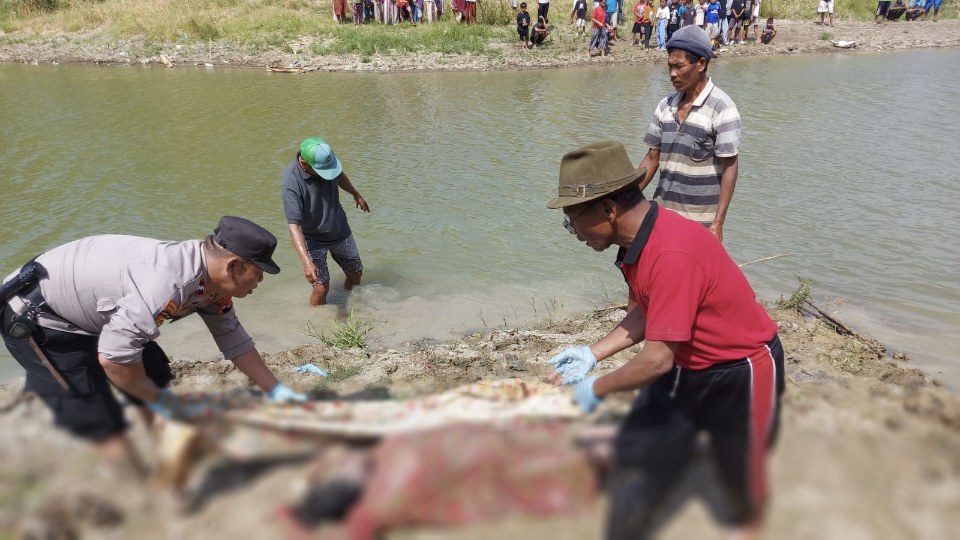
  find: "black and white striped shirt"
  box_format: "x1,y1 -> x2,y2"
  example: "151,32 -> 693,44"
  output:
643,78 -> 741,224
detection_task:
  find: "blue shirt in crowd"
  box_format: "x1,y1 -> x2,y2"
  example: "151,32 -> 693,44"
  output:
705,1 -> 721,23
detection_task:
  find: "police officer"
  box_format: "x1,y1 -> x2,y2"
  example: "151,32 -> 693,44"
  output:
0,216 -> 305,471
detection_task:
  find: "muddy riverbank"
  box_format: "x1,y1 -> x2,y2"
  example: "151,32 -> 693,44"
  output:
0,303 -> 958,538
1,19 -> 958,71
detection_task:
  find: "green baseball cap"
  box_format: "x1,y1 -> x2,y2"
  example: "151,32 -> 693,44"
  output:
299,137 -> 343,180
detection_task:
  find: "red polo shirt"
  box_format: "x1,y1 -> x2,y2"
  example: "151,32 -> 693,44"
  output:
616,203 -> 778,370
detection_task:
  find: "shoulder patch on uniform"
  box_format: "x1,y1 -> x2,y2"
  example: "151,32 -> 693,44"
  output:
154,299 -> 179,326
216,296 -> 234,316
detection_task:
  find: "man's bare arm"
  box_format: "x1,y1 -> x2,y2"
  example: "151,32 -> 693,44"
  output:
637,148 -> 661,193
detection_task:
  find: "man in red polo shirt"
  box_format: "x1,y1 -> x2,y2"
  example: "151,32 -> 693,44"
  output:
545,140 -> 784,539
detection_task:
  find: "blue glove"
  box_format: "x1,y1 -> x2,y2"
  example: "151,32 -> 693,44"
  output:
574,376 -> 603,413
548,345 -> 597,385
268,383 -> 308,402
147,389 -> 184,420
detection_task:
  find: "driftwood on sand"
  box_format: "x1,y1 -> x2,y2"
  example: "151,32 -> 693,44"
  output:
267,66 -> 306,73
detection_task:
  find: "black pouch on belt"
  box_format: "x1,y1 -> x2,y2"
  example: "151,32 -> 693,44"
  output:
0,261 -> 47,339
2,307 -> 37,340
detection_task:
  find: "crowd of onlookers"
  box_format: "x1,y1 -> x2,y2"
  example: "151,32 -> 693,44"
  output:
578,0 -> 776,57
873,0 -> 943,23
328,0 -> 474,25
328,0 -> 945,53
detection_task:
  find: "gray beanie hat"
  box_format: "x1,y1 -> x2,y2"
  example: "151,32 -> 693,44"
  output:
665,25 -> 713,62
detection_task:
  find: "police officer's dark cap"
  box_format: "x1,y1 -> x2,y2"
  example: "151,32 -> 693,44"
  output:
213,216 -> 281,274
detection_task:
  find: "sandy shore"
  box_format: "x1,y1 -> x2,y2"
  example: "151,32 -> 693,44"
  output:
0,302 -> 958,538
0,19 -> 958,72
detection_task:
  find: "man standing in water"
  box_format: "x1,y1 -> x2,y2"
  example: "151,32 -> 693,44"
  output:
0,216 -> 306,475
282,137 -> 370,306
545,140 -> 784,540
635,25 -> 741,241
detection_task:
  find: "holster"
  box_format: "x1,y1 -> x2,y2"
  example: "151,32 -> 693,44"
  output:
0,261 -> 47,340
1,305 -> 37,340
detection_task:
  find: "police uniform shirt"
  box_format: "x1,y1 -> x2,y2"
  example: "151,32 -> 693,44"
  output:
11,235 -> 254,364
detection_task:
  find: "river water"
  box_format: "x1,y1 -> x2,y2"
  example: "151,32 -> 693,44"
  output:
1,49 -> 958,388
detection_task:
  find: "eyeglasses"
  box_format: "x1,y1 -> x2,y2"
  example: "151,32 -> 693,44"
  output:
563,203 -> 594,234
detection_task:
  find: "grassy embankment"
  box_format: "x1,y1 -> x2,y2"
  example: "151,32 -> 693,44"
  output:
0,0 -> 955,56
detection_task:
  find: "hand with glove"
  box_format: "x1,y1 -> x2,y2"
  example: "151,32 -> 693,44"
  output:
268,382 -> 308,402
574,376 -> 603,413
547,345 -> 597,385
147,388 -> 188,420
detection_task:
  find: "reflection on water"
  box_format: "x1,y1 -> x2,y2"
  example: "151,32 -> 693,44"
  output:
1,50 -> 958,387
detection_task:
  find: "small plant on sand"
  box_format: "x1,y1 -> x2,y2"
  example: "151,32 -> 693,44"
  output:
593,276 -> 626,308
531,293 -> 566,327
305,310 -> 375,350
777,275 -> 814,310
834,342 -> 867,374
327,364 -> 363,382
820,31 -> 834,41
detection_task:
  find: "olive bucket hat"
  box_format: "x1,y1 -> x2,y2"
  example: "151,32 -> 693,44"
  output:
546,141 -> 646,209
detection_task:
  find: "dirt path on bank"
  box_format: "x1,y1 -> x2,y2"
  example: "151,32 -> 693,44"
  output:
0,19 -> 957,72
0,304 -> 958,538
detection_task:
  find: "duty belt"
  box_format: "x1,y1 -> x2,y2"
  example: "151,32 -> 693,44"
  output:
0,263 -> 72,393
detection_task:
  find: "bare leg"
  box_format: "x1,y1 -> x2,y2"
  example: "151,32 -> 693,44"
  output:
311,282 -> 331,306
344,270 -> 362,290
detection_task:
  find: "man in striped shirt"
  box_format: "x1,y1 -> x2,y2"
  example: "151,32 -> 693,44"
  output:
636,25 -> 741,241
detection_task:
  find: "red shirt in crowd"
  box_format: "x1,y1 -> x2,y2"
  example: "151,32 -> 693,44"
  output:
592,6 -> 607,29
617,204 -> 778,370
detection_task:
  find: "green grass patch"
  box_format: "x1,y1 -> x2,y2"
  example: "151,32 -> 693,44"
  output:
314,21 -> 508,55
834,341 -> 868,374
819,30 -> 834,41
762,0 -> 955,20
306,310 -> 375,350
1,0 -> 953,53
476,0 -> 514,25
185,15 -> 220,41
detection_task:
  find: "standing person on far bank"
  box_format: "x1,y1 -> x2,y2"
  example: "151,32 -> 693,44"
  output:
589,0 -> 610,56
573,0 -> 588,36
633,0 -> 654,48
818,0 -> 834,26
636,25 -> 741,241
518,2 -> 533,47
704,0 -> 721,39
538,0 -> 551,23
544,140 -> 784,540
921,0 -> 941,20
606,0 -> 620,40
655,0 -> 669,50
282,137 -> 370,306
